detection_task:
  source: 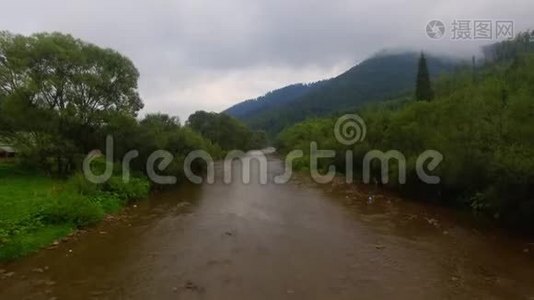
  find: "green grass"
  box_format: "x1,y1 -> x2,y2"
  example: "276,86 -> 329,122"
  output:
0,225 -> 72,261
0,161 -> 150,261
0,162 -> 66,260
0,164 -> 57,223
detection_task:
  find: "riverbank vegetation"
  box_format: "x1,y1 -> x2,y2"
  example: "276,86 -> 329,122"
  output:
0,31 -> 258,260
188,111 -> 268,150
277,32 -> 534,230
0,162 -> 149,260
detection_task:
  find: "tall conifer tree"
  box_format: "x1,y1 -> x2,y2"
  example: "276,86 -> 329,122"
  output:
415,52 -> 434,101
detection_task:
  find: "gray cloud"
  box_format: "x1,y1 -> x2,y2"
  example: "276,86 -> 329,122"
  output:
1,0 -> 532,121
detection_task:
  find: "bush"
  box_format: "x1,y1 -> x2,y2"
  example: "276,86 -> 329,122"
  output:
67,173 -> 100,196
39,192 -> 104,228
41,173 -> 150,227
90,193 -> 124,213
103,176 -> 150,201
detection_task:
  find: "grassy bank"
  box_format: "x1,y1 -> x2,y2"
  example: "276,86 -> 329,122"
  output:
0,162 -> 149,261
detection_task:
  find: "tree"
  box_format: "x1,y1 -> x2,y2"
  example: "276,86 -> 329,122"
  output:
415,52 -> 434,101
249,130 -> 268,149
0,31 -> 143,174
187,111 -> 255,150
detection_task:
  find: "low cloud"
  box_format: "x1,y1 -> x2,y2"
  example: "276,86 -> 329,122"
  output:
1,0 -> 532,121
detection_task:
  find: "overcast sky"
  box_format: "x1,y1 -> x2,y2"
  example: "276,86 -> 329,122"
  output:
1,0 -> 532,121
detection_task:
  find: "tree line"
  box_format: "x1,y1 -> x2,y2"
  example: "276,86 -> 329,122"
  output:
0,31 -> 268,258
277,33 -> 534,230
0,31 -> 264,180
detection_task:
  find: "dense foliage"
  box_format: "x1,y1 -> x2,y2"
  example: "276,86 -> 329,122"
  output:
0,32 -> 248,179
0,32 -> 253,260
188,111 -> 268,150
0,31 -> 142,175
483,30 -> 534,62
277,37 -> 534,229
103,113 -> 223,180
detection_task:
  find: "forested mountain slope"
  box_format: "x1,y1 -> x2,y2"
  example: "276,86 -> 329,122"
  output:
224,82 -> 326,119
225,52 -> 458,135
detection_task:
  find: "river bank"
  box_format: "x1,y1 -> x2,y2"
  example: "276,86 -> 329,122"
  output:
0,162 -> 150,261
324,176 -> 534,253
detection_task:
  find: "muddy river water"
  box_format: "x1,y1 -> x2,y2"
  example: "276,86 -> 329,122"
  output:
1,154 -> 534,299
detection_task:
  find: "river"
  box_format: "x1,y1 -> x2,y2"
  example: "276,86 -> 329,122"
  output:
1,154 -> 534,299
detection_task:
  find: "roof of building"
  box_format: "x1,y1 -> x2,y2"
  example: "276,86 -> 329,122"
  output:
0,146 -> 16,153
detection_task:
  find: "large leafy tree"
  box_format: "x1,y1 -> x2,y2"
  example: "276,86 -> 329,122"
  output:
0,31 -> 143,174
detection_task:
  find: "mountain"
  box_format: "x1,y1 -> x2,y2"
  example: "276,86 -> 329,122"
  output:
224,51 -> 458,135
224,82 -> 326,118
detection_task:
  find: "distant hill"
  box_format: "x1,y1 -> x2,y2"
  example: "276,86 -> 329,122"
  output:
224,82 -> 327,118
224,52 -> 459,135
